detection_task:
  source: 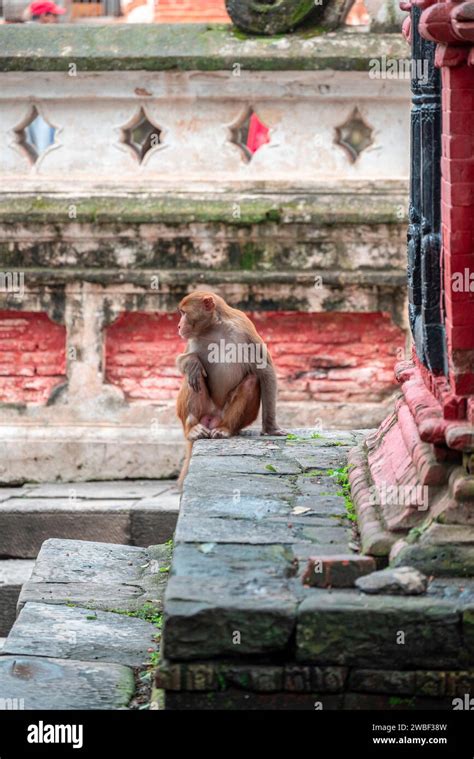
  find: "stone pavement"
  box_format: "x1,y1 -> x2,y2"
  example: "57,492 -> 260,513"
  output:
159,430 -> 474,710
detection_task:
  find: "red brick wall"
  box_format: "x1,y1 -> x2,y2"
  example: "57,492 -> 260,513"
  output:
154,0 -> 230,23
105,311 -> 403,403
0,312 -> 66,404
441,64 -> 474,396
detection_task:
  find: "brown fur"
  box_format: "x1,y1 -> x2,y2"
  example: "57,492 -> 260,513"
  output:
175,291 -> 284,488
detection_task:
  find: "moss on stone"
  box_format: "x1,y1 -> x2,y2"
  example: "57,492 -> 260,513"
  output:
0,190 -> 408,226
0,25 -> 409,72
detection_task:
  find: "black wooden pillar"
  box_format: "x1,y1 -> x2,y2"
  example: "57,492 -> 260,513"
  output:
408,5 -> 447,374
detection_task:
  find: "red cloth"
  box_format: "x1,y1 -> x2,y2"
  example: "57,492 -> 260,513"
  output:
29,1 -> 65,15
246,113 -> 270,154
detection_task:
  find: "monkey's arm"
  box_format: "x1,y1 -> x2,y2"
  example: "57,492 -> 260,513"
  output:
176,351 -> 207,393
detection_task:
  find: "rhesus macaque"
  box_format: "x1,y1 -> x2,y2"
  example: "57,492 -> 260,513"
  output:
176,291 -> 285,487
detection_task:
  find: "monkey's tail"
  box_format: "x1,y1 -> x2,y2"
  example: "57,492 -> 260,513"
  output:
177,440 -> 193,491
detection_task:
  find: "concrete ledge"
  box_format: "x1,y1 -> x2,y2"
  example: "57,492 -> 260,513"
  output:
0,27 -> 409,72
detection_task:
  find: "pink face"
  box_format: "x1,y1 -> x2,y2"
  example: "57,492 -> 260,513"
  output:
178,309 -> 192,339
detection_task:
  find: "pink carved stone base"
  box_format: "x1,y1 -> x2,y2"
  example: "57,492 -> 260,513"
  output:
349,361 -> 474,575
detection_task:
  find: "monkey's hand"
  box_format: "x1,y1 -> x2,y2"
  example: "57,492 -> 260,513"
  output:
261,426 -> 287,437
183,356 -> 207,393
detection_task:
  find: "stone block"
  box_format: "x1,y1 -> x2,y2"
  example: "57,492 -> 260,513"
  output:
302,554 -> 376,588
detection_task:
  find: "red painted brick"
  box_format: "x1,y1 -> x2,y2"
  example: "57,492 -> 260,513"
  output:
446,319 -> 474,350
154,0 -> 230,23
105,311 -> 404,403
0,312 -> 66,405
442,157 -> 474,184
442,177 -> 474,206
442,134 -> 474,160
442,200 -> 474,231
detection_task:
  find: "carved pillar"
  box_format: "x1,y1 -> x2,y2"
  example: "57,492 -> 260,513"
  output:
349,0 -> 474,576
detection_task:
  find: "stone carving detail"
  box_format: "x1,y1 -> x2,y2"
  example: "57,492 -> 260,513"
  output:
13,106 -> 57,165
225,0 -> 351,34
335,107 -> 373,162
120,107 -> 162,163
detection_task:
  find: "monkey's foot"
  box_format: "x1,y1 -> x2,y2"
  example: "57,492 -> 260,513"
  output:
210,427 -> 231,439
188,424 -> 211,441
261,427 -> 288,436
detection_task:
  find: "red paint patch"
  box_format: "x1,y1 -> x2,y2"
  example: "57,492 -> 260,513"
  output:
0,312 -> 66,404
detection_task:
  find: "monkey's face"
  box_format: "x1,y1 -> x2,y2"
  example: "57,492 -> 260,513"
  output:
177,294 -> 216,339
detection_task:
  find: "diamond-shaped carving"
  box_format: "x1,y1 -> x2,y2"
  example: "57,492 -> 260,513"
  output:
230,107 -> 270,163
120,108 -> 162,163
14,106 -> 57,165
335,107 -> 373,163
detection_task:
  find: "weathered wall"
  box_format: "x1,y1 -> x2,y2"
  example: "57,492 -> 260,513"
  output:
0,25 -> 411,479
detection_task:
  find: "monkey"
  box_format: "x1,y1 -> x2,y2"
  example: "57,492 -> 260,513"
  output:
175,291 -> 286,487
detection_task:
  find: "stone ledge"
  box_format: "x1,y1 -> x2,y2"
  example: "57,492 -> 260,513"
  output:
0,425 -> 183,484
0,188 -> 408,225
0,27 -> 409,72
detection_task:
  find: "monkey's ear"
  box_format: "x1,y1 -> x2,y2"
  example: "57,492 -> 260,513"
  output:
202,296 -> 215,312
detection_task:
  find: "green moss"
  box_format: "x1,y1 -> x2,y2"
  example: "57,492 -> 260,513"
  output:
0,25 -> 409,73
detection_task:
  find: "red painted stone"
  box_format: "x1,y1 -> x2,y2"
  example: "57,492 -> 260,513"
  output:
0,312 -> 66,404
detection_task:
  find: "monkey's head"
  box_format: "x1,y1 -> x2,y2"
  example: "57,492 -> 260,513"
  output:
177,291 -> 219,339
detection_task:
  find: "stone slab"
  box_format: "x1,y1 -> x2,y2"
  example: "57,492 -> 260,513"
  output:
0,656 -> 134,710
0,560 -> 34,636
18,538 -> 171,614
3,601 -> 157,667
0,26 -> 410,73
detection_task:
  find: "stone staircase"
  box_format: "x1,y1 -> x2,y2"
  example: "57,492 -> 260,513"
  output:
0,538 -> 171,709
0,480 -> 179,649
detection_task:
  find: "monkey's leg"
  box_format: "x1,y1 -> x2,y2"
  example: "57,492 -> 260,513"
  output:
176,379 -> 216,441
210,375 -> 260,438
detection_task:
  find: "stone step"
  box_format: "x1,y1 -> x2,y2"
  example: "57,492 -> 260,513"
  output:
0,560 -> 34,636
3,602 -> 157,667
0,656 -> 135,710
18,538 -> 171,614
161,431 -> 474,709
0,481 -> 179,558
